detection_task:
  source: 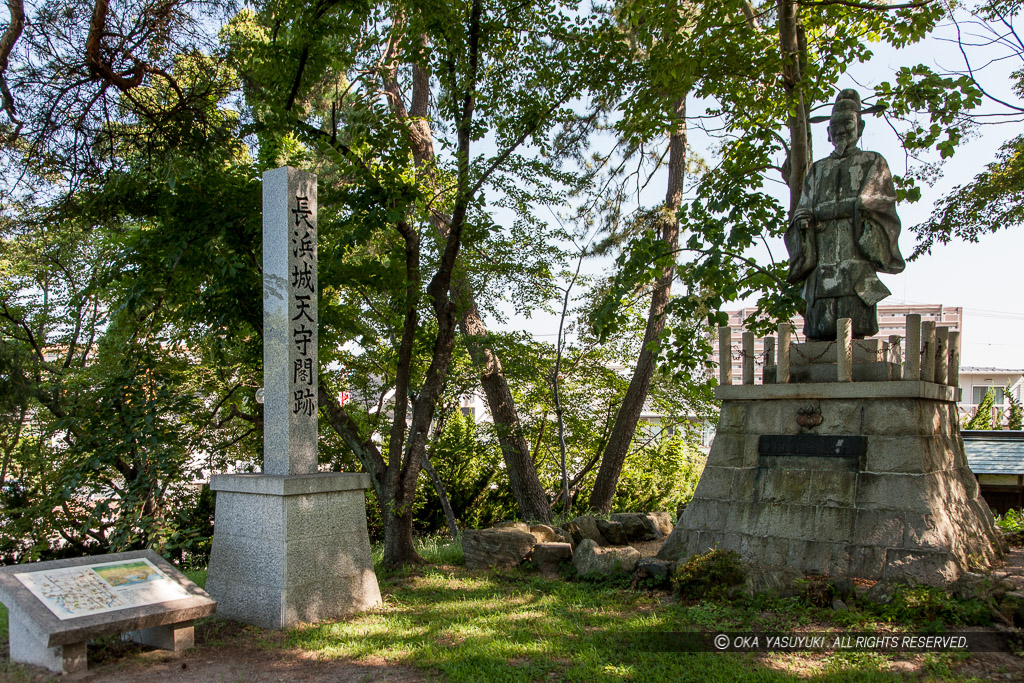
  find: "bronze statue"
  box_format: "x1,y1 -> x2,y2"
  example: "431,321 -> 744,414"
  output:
785,89 -> 906,341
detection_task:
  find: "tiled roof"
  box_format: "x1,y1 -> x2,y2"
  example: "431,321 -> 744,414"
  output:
963,431 -> 1024,474
960,367 -> 1024,374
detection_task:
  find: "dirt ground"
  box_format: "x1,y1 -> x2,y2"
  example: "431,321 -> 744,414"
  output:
0,620 -> 428,683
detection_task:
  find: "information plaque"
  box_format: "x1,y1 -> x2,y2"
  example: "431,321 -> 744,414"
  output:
15,557 -> 191,620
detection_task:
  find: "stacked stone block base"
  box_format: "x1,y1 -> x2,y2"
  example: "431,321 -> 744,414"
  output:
206,472 -> 381,629
659,381 -> 1002,586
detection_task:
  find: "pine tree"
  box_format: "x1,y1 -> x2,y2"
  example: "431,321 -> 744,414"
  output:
1007,388 -> 1023,431
966,388 -> 996,430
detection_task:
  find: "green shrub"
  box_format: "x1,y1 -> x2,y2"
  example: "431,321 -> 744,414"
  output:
996,508 -> 1024,533
871,586 -> 992,628
611,433 -> 706,515
673,548 -> 745,599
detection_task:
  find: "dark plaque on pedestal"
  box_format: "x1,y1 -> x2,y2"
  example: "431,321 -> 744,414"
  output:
758,434 -> 867,458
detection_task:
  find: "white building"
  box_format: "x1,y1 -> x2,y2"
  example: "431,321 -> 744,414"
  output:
959,367 -> 1024,426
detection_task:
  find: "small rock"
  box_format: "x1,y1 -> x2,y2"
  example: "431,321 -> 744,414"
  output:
830,577 -> 855,601
953,572 -> 994,601
596,519 -> 628,545
530,524 -> 572,544
493,521 -> 531,533
647,512 -> 674,537
831,597 -> 848,611
633,558 -> 676,586
529,524 -> 559,543
533,542 -> 572,576
462,528 -> 537,570
573,538 -> 640,576
863,580 -> 896,605
564,516 -> 607,547
609,513 -> 661,541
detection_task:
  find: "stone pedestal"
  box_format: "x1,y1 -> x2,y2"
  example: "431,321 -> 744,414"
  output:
659,381 -> 1003,586
124,621 -> 194,651
206,473 -> 381,629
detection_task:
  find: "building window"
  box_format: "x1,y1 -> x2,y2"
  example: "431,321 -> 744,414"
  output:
461,407 -> 475,420
972,386 -> 1005,405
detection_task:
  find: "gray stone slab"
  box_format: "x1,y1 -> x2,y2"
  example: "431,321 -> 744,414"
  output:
210,472 -> 371,495
758,454 -> 858,472
705,433 -> 746,467
263,166 -> 319,476
853,509 -> 905,547
208,488 -> 285,539
815,506 -> 856,542
756,467 -> 808,505
717,402 -> 748,433
206,531 -> 285,589
883,548 -> 961,585
848,544 -> 886,578
285,490 -> 369,537
808,469 -> 858,507
716,380 -> 958,402
282,568 -> 382,625
863,435 -> 947,474
855,472 -> 934,513
730,466 -> 759,499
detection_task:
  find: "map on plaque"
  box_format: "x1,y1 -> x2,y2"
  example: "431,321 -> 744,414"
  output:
15,558 -> 191,620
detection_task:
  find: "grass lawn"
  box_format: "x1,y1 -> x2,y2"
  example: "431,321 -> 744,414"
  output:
0,539 -> 1018,681
282,538 -> 1009,682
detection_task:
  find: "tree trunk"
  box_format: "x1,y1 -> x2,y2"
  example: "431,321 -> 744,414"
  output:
380,0 -> 483,567
385,56 -> 552,524
778,0 -> 811,208
456,282 -> 553,522
382,488 -> 421,566
588,96 -> 686,514
422,449 -> 460,539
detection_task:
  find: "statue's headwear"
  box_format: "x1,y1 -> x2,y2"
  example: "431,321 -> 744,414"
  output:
831,89 -> 862,124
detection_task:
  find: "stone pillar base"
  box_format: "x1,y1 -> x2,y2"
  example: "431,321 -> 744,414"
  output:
206,472 -> 381,629
125,620 -> 194,651
659,381 -> 1003,586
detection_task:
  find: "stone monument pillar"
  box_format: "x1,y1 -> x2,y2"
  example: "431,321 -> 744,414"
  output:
206,167 -> 381,628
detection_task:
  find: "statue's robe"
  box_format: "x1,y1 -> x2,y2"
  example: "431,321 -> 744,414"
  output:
784,149 -> 905,341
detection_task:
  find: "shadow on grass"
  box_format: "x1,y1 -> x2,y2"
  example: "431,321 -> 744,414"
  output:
284,566 -> 929,683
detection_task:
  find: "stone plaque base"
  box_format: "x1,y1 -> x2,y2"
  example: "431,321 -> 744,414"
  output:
8,606 -> 88,674
206,472 -> 381,629
659,381 -> 1003,586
